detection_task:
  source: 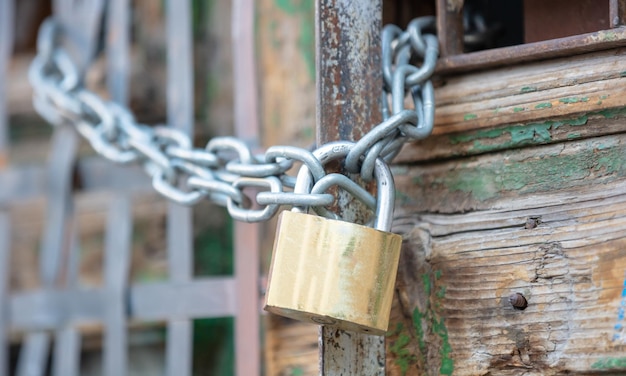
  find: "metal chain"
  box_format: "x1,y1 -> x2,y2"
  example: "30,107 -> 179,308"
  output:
29,16 -> 438,223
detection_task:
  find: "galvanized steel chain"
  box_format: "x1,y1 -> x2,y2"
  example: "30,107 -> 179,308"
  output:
29,16 -> 438,223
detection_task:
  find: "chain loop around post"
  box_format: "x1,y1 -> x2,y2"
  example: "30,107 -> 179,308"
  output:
29,16 -> 438,222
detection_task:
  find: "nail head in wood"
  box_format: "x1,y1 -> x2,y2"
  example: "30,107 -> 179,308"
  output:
508,293 -> 528,310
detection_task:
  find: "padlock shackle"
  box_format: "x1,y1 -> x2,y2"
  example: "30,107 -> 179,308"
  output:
294,141 -> 395,232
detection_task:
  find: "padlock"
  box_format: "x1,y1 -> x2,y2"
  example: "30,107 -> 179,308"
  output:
264,141 -> 402,335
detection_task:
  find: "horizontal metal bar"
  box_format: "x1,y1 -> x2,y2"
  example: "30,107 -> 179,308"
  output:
436,27 -> 626,74
131,278 -> 236,321
9,277 -> 237,331
0,157 -> 152,204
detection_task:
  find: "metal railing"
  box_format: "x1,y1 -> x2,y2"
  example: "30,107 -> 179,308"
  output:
0,0 -> 259,375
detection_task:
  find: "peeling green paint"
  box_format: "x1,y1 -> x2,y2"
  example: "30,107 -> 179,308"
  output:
433,315 -> 454,375
464,113 -> 478,121
434,270 -> 442,280
389,324 -> 416,376
520,86 -> 537,93
291,366 -> 304,376
600,30 -> 618,41
620,71 -> 626,77
412,309 -> 427,353
596,107 -> 626,119
436,286 -> 447,299
510,122 -> 552,143
441,144 -> 626,201
449,114 -> 591,153
535,102 -> 552,109
513,107 -> 525,113
422,273 -> 432,295
591,357 -> 626,370
559,97 -> 582,104
566,133 -> 581,140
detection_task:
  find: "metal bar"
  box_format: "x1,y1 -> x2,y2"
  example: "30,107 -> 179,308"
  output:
39,126 -> 78,287
104,1 -> 131,374
0,159 -> 151,205
232,0 -> 261,374
103,197 -> 131,376
53,328 -> 80,376
52,222 -> 81,376
130,278 -> 237,320
315,1 -> 385,374
0,0 -> 14,168
17,126 -> 78,376
165,0 -> 194,374
610,0 -> 626,27
0,211 -> 10,376
436,27 -> 626,74
9,278 -> 237,330
16,333 -> 50,376
106,0 -> 130,106
436,0 -> 464,57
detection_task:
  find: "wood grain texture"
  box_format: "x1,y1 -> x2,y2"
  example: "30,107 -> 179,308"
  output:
398,47 -> 626,163
387,131 -> 626,374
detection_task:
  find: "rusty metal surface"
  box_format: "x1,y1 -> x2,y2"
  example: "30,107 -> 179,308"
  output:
436,0 -> 463,56
436,28 -> 626,74
316,0 -> 382,142
316,0 -> 385,374
524,0 -> 609,43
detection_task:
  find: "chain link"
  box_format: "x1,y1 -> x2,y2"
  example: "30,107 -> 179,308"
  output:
29,17 -> 438,223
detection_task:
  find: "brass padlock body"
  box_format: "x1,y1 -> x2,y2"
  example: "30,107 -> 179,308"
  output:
264,210 -> 402,335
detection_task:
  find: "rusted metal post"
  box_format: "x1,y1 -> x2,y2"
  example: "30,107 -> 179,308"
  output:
436,0 -> 464,56
232,0 -> 261,374
316,1 -> 386,374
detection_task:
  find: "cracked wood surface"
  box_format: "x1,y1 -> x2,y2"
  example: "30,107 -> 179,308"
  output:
387,43 -> 626,375
388,129 -> 626,374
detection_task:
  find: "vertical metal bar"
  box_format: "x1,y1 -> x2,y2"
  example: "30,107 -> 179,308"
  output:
316,1 -> 385,374
17,126 -> 78,376
232,0 -> 261,374
103,197 -> 131,376
0,212 -> 9,376
17,334 -> 50,376
53,222 -> 81,376
0,0 -> 14,168
165,1 -> 194,375
610,0 -> 626,27
104,1 -> 131,375
53,328 -> 80,376
436,0 -> 464,56
0,0 -> 13,369
107,0 -> 130,106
